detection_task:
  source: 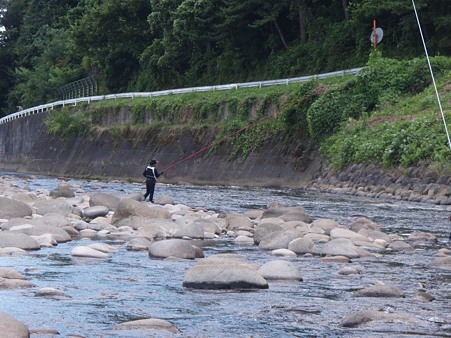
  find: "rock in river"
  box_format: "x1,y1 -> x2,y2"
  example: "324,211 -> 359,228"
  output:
183,254 -> 268,289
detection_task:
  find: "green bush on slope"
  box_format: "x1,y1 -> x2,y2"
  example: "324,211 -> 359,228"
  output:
320,55 -> 451,170
43,55 -> 451,171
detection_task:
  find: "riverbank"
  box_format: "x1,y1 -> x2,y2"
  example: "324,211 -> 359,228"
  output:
1,111 -> 451,206
308,162 -> 451,205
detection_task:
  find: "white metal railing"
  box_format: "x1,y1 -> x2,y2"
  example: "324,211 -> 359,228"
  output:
0,67 -> 363,125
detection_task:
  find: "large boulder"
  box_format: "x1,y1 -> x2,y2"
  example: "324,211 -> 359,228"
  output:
154,194 -> 174,205
89,192 -> 121,211
258,260 -> 302,281
223,212 -> 253,230
262,206 -> 306,218
321,238 -> 360,258
173,222 -> 205,239
190,218 -> 222,234
0,248 -> 28,256
1,218 -> 30,230
133,218 -> 180,240
258,231 -> 294,250
35,287 -> 66,298
388,240 -> 413,250
356,284 -> 405,298
0,312 -> 30,337
342,309 -> 418,328
126,237 -> 152,251
0,232 -> 40,250
71,246 -> 110,259
311,218 -> 341,235
31,234 -> 58,247
262,206 -> 312,223
408,231 -> 437,242
0,277 -> 34,289
0,268 -> 33,289
330,228 -> 367,241
429,255 -> 451,270
111,199 -> 171,225
0,197 -> 33,219
0,268 -> 27,280
183,255 -> 268,289
288,237 -> 318,255
148,239 -> 198,259
33,199 -> 73,216
83,206 -> 109,219
39,213 -> 71,228
359,229 -> 392,243
254,223 -> 284,244
11,192 -> 35,204
280,210 -> 313,223
348,217 -> 380,232
9,224 -> 71,243
49,184 -> 75,198
115,318 -> 180,334
116,216 -> 154,230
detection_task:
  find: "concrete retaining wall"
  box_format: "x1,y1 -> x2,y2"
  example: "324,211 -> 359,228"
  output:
0,112 -> 321,188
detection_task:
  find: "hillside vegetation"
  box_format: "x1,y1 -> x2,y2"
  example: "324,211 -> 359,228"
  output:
45,54 -> 451,173
1,1 -> 450,115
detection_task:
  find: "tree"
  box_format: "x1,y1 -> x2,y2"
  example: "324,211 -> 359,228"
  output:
70,0 -> 152,93
1,0 -> 450,113
0,0 -> 28,114
0,0 -> 80,111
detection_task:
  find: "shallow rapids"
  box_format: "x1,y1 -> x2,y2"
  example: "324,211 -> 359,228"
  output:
0,172 -> 450,337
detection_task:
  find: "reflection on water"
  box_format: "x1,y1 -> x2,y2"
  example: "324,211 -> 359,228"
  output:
0,171 -> 450,337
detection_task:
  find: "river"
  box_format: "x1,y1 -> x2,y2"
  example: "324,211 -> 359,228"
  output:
0,172 -> 450,337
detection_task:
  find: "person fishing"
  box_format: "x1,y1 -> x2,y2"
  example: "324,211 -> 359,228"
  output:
143,159 -> 163,203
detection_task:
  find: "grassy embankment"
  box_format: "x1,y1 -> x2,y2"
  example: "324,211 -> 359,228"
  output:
45,53 -> 451,174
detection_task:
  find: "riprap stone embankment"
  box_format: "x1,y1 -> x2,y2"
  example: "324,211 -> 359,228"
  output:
308,162 -> 451,205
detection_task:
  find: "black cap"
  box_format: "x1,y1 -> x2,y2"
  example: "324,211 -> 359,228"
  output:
149,159 -> 158,165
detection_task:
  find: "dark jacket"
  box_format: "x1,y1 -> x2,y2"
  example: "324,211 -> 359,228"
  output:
143,166 -> 160,180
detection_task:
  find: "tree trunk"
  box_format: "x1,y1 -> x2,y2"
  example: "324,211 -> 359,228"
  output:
273,19 -> 289,49
298,0 -> 307,43
342,0 -> 349,20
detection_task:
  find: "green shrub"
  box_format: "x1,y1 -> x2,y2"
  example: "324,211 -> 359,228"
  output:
306,55 -> 451,140
45,108 -> 90,138
306,88 -> 346,138
90,106 -> 111,125
283,80 -> 318,135
131,104 -> 146,125
321,116 -> 451,169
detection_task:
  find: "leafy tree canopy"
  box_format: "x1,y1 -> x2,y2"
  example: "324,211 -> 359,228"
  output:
0,0 -> 449,116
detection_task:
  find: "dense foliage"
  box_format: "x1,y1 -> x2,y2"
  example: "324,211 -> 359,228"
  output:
2,0 -> 451,172
320,55 -> 451,170
43,53 -> 451,170
307,52 -> 451,138
1,0 -> 450,116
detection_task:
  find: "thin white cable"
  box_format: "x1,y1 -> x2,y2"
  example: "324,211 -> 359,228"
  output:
412,0 -> 451,151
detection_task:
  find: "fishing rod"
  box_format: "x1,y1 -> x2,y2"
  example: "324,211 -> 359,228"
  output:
160,97 -> 306,173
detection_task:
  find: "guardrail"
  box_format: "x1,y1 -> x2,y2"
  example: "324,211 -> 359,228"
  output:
0,67 -> 363,125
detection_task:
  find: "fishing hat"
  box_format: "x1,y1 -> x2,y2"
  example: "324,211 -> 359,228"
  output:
149,159 -> 159,165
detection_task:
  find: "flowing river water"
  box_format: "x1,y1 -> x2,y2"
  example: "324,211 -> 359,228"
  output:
0,172 -> 450,337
